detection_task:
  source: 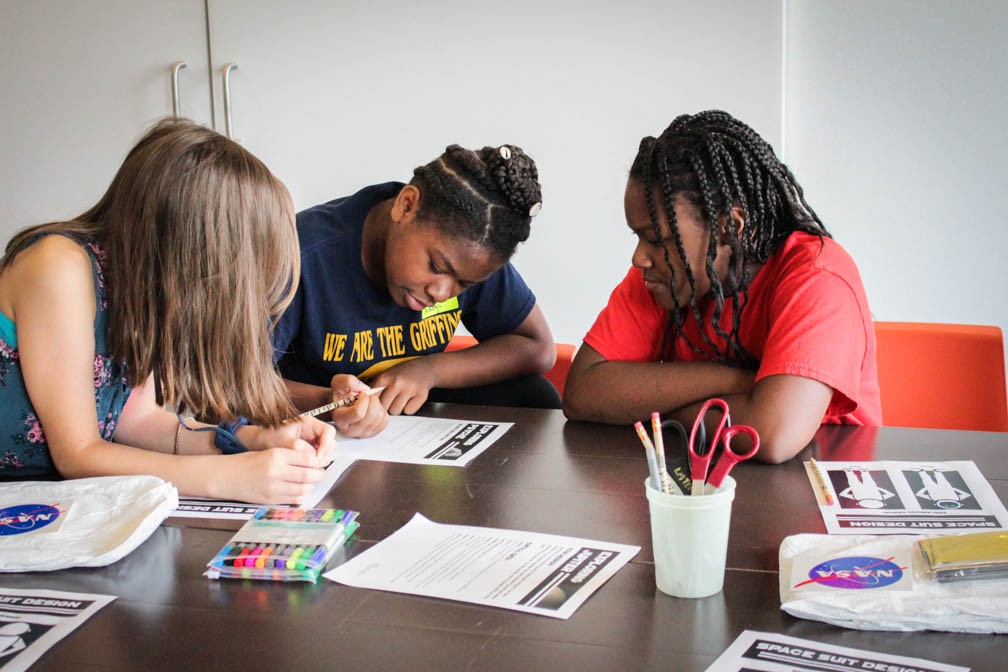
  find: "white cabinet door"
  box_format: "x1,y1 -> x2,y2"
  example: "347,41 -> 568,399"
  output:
206,0 -> 782,344
0,0 -> 212,241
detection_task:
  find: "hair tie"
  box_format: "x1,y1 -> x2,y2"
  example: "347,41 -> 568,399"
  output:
176,413 -> 249,455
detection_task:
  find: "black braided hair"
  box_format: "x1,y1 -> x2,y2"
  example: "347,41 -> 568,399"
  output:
411,144 -> 542,261
629,110 -> 829,366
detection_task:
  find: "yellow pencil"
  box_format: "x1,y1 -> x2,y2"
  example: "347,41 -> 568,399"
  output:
809,458 -> 835,506
302,386 -> 386,418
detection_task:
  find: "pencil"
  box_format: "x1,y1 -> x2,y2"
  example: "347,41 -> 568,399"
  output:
302,386 -> 386,418
634,421 -> 664,493
635,420 -> 675,494
650,412 -> 680,494
809,458 -> 835,505
650,411 -> 666,474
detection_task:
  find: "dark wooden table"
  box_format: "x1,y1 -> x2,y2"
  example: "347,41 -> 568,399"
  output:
3,405 -> 1006,671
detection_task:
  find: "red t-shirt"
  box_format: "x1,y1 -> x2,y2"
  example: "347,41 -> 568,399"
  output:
584,232 -> 882,425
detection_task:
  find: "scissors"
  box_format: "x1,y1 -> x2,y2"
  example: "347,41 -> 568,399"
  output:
659,418 -> 694,495
688,398 -> 760,495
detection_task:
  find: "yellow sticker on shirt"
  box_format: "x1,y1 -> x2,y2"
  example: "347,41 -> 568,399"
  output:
421,297 -> 459,320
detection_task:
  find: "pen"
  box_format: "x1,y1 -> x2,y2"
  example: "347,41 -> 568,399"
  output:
634,421 -> 675,494
809,458 -> 835,505
302,386 -> 386,418
634,421 -> 662,491
650,411 -> 668,485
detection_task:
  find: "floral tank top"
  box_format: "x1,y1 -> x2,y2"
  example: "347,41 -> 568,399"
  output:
0,236 -> 131,478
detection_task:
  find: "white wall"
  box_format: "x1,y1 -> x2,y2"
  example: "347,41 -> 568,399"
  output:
0,1 -> 212,229
0,0 -> 782,349
784,0 -> 1008,350
9,1 -> 1003,354
203,0 -> 782,347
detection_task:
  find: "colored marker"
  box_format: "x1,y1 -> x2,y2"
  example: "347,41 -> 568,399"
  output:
295,545 -> 318,570
255,545 -> 276,569
285,547 -> 304,570
309,546 -> 328,567
234,545 -> 253,567
272,545 -> 291,569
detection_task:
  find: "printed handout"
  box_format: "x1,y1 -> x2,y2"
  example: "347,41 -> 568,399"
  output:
172,416 -> 513,520
705,630 -> 968,671
806,460 -> 1008,535
333,415 -> 512,466
324,513 -> 639,619
0,587 -> 115,672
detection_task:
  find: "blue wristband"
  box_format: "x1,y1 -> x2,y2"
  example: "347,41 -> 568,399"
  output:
214,416 -> 249,455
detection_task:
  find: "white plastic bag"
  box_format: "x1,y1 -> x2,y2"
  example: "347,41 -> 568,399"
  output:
779,533 -> 1008,633
0,475 -> 178,572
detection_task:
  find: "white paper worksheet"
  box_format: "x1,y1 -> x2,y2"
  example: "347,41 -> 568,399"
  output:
0,588 -> 115,672
325,513 -> 640,619
332,415 -> 513,466
171,455 -> 356,520
806,460 -> 1008,535
171,416 -> 512,520
705,630 -> 968,671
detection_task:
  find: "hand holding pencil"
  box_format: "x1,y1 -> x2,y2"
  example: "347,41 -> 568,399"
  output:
314,374 -> 389,439
302,386 -> 386,417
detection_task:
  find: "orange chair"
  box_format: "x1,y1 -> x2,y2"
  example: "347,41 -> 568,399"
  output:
874,321 -> 1008,432
444,335 -> 577,397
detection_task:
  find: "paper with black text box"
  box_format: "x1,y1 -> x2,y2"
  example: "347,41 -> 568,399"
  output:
809,460 -> 1008,535
705,630 -> 968,672
0,587 -> 115,672
171,455 -> 356,519
324,513 -> 639,619
332,415 -> 512,466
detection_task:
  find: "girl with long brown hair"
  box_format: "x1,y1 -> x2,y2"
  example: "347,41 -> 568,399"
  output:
0,118 -> 334,503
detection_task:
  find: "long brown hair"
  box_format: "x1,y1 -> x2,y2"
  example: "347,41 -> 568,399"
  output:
2,118 -> 299,425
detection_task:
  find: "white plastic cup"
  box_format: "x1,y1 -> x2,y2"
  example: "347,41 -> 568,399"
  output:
645,475 -> 735,598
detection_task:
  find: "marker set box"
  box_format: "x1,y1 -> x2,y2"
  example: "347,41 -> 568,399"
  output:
205,507 -> 359,583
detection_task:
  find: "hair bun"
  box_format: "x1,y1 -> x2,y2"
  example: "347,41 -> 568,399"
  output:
484,144 -> 542,219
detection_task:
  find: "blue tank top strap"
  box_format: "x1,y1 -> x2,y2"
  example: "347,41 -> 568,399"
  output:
0,231 -> 105,350
0,311 -> 15,349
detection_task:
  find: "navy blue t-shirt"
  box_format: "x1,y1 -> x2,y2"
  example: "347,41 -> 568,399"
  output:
273,182 -> 537,386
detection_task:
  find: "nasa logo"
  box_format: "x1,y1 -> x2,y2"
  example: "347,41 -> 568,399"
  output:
794,555 -> 905,589
0,504 -> 63,536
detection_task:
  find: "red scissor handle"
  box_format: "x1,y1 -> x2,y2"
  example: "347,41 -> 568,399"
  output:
705,424 -> 760,490
689,398 -> 730,491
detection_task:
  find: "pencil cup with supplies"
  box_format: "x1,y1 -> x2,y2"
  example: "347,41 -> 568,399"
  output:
636,401 -> 757,598
645,475 -> 736,598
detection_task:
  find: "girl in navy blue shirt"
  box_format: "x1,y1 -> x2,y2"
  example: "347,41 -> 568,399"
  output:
273,144 -> 560,438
